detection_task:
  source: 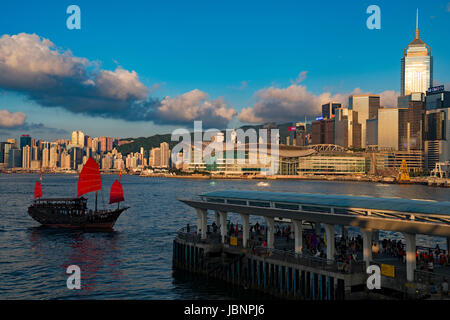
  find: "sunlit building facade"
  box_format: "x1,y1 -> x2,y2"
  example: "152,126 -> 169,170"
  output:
400,10 -> 432,96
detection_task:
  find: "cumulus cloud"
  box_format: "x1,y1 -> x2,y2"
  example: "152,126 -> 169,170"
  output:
238,84 -> 400,124
0,109 -> 26,128
0,33 -> 237,128
238,84 -> 349,123
153,89 -> 236,128
0,33 -> 149,117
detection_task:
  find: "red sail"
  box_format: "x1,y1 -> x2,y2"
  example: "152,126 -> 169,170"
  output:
77,157 -> 102,197
34,181 -> 42,199
109,180 -> 124,204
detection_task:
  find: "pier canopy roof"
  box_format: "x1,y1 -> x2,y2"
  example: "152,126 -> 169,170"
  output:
200,190 -> 450,216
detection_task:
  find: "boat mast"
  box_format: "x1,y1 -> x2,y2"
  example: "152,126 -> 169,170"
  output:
95,191 -> 98,212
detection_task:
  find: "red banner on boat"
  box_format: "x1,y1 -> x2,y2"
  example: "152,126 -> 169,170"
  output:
109,180 -> 124,204
288,126 -> 296,131
34,181 -> 42,199
77,157 -> 102,197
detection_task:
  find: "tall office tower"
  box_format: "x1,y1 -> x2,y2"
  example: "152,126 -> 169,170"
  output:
311,119 -> 335,145
348,95 -> 380,148
400,9 -> 432,96
424,87 -> 450,170
20,135 -> 32,150
71,131 -> 85,147
8,148 -> 22,168
377,108 -> 403,151
321,102 -> 341,120
22,145 -> 31,169
335,108 -> 361,149
0,142 -> 12,165
160,142 -> 170,168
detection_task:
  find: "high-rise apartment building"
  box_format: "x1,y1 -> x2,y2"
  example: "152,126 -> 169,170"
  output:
71,131 -> 85,147
160,142 -> 170,168
400,10 -> 432,96
22,145 -> 31,169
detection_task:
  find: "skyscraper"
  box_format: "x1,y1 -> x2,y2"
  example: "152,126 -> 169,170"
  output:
400,9 -> 432,96
20,135 -> 32,150
349,94 -> 380,148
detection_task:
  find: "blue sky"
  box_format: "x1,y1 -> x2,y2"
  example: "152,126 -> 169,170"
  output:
0,0 -> 449,140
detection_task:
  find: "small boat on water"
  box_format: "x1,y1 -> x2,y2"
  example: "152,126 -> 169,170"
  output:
256,181 -> 270,187
28,157 -> 129,229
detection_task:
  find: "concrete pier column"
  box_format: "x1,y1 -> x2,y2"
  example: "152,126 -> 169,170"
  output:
293,220 -> 303,254
218,211 -> 227,244
362,229 -> 373,268
240,214 -> 250,248
214,210 -> 220,228
196,208 -> 207,240
264,216 -> 275,249
403,233 -> 416,282
372,230 -> 380,254
323,224 -> 335,261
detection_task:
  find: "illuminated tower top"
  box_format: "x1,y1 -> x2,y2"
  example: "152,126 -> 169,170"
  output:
401,9 -> 433,96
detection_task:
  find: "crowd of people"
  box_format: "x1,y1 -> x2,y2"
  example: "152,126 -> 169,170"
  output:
186,221 -> 449,272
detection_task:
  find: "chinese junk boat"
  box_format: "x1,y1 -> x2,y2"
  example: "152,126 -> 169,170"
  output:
28,157 -> 129,229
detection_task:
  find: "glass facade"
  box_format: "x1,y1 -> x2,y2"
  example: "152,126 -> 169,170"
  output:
401,21 -> 432,96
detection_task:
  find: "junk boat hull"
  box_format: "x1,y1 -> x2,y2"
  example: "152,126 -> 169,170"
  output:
28,197 -> 128,229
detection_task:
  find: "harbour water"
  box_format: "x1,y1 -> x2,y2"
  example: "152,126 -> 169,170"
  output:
0,174 -> 448,299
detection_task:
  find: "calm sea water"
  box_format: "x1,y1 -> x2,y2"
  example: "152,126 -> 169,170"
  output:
0,174 -> 449,299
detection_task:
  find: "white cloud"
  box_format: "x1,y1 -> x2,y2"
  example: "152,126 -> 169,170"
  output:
238,84 -> 399,124
0,110 -> 26,128
155,89 -> 236,127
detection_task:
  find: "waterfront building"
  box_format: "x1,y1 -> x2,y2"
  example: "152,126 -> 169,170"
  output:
400,10 -> 432,96
373,150 -> 424,174
297,155 -> 367,175
348,95 -> 380,149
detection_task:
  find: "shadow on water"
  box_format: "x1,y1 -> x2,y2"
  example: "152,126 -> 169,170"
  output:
171,270 -> 273,300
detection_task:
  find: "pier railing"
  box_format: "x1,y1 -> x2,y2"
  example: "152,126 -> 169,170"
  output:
252,246 -> 366,275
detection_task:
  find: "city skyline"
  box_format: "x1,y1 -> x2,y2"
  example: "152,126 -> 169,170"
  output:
0,1 -> 449,140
